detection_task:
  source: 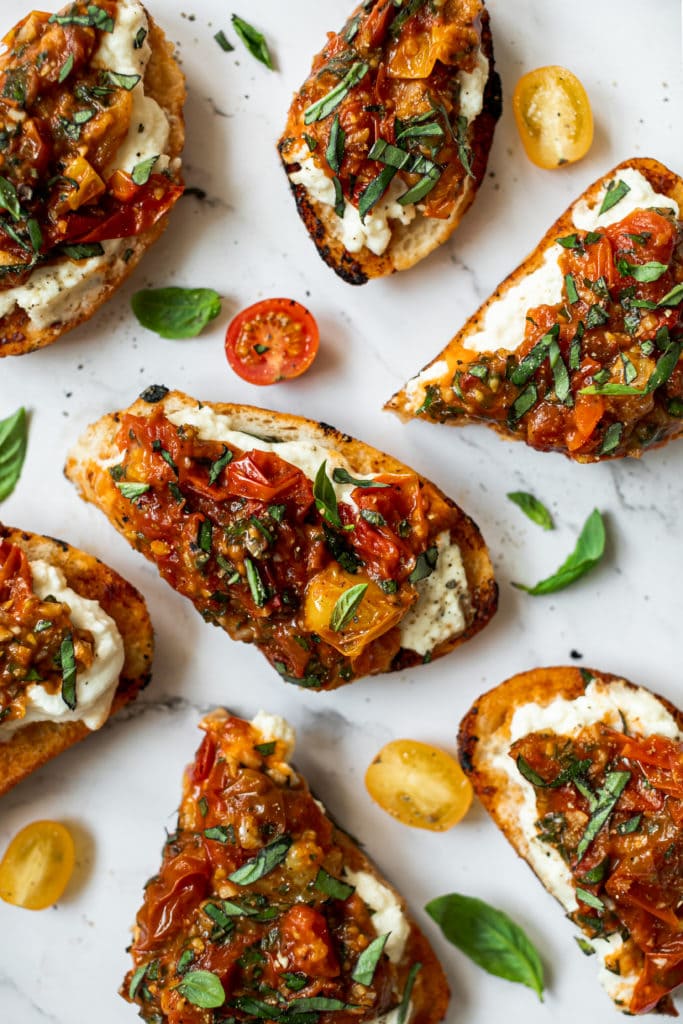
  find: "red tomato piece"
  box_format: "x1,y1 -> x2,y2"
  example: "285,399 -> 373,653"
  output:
225,299 -> 319,385
227,450 -> 314,514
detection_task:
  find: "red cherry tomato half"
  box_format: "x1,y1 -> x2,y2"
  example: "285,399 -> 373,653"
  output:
225,298 -> 320,385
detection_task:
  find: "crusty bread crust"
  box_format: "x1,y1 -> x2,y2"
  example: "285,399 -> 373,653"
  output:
65,388 -> 497,678
0,523 -> 154,796
0,9 -> 186,358
386,157 -> 683,459
280,7 -> 502,285
458,666 -> 683,1016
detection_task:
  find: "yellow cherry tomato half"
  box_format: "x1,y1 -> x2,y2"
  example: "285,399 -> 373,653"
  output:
0,821 -> 75,910
513,66 -> 594,169
365,739 -> 473,832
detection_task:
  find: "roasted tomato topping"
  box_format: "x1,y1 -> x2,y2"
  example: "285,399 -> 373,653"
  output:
123,714 -> 421,1024
0,538 -> 94,724
108,407 -> 464,689
0,2 -> 182,291
511,722 -> 683,1014
280,0 -> 491,225
417,204 -> 683,459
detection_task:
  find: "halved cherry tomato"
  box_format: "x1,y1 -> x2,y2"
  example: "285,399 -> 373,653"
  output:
0,821 -> 75,910
513,66 -> 593,169
365,740 -> 473,831
225,298 -> 319,385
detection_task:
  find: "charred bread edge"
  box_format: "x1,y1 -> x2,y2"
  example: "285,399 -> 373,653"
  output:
65,388 -> 497,672
0,523 -> 154,796
0,11 -> 187,357
279,8 -> 501,285
386,157 -> 683,429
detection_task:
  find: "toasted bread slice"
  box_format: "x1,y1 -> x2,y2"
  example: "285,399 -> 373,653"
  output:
458,666 -> 683,1014
387,157 -> 683,461
279,0 -> 501,284
0,523 -> 153,796
0,1 -> 186,358
122,708 -> 450,1024
65,387 -> 497,690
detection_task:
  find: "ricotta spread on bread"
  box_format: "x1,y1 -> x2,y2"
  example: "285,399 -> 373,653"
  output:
0,0 -> 174,330
0,560 -> 125,739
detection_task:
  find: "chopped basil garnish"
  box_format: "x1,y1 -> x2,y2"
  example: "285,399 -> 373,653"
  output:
208,445 -> 233,485
60,633 -> 77,710
576,770 -> 631,862
228,835 -> 292,884
332,176 -> 345,218
177,969 -> 226,1010
658,281 -> 683,307
117,482 -> 150,500
214,30 -> 234,52
557,234 -> 581,250
616,259 -> 669,283
106,71 -> 141,91
61,242 -> 105,260
274,660 -> 324,689
313,461 -> 341,527
598,178 -> 631,215
232,15 -> 273,69
326,115 -> 345,174
645,340 -> 682,393
576,937 -> 596,956
330,583 -> 368,632
134,26 -> 147,48
598,422 -> 623,455
507,492 -> 554,531
580,383 -> 644,396
304,62 -> 369,124
282,972 -> 308,992
580,858 -> 609,884
332,467 -> 389,489
58,54 -> 74,84
131,155 -> 158,186
204,825 -> 235,844
549,338 -> 571,403
49,5 -> 114,31
0,406 -> 27,502
617,813 -> 642,834
565,274 -> 579,305
140,385 -> 169,403
509,327 -> 557,386
198,796 -> 208,816
358,165 -> 396,220
514,508 -> 605,595
575,887 -> 605,911
508,383 -> 538,424
254,741 -> 276,756
131,288 -> 221,340
303,132 -> 317,151
360,509 -> 385,527
516,755 -> 547,787
391,0 -> 429,36
314,867 -> 354,901
0,177 -> 21,222
585,304 -> 609,329
352,934 -> 389,986
34,619 -> 52,633
408,546 -> 438,584
244,558 -> 267,607
152,439 -> 178,474
426,893 -> 544,999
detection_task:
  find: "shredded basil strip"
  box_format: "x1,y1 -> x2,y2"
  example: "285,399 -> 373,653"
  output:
0,176 -> 22,221
509,327 -> 558,386
209,446 -> 233,485
576,770 -> 631,862
549,339 -> 571,403
514,508 -> 606,596
645,341 -> 682,393
313,461 -> 341,526
61,242 -> 105,260
314,867 -> 354,901
106,70 -> 141,91
516,755 -> 547,787
358,165 -> 397,220
598,422 -> 623,455
575,887 -> 605,911
0,406 -> 28,502
244,558 -> 267,607
352,934 -> 389,986
330,583 -> 368,632
658,281 -> 683,307
598,178 -> 631,215
60,634 -> 77,710
231,15 -> 273,69
228,835 -> 292,884
426,893 -> 544,999
565,274 -> 579,305
398,963 -> 422,1024
132,155 -> 158,186
507,492 -> 554,531
508,383 -> 538,424
304,62 -> 369,124
332,468 -> 390,489
214,30 -> 234,52
58,54 -> 74,84
49,5 -> 114,31
326,115 -> 346,174
391,0 -> 429,37
408,546 -> 438,584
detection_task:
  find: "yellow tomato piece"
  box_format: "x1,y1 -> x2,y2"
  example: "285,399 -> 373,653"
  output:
513,66 -> 594,169
303,563 -> 404,658
0,821 -> 75,910
365,739 -> 473,831
61,156 -> 106,212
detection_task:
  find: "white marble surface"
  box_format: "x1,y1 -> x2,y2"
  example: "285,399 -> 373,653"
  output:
0,1 -> 681,1021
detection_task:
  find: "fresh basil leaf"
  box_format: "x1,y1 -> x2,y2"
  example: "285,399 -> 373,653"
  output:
565,274 -> 579,305
332,176 -> 345,218
332,468 -> 390,489
509,328 -> 556,385
658,281 -> 683,307
576,937 -> 596,956
326,115 -> 345,174
244,558 -> 267,607
426,893 -> 544,999
358,165 -> 396,220
289,997 -> 358,1013
314,867 -> 354,901
60,633 -> 77,710
106,70 -> 141,91
507,492 -> 554,531
313,461 -> 341,527
228,836 -> 292,884
330,583 -> 368,632
0,407 -> 27,501
575,887 -> 605,911
117,482 -> 150,500
598,422 -> 623,455
409,546 -> 438,584
618,260 -> 669,283
398,963 -> 421,1024
131,155 -> 158,186
203,825 -> 234,845
282,972 -> 308,992
514,509 -> 605,596
556,234 -> 581,250
399,166 -> 441,206
391,0 -> 429,36
131,287 -> 221,339
516,755 -> 547,787
177,970 -> 225,1009
231,15 -> 273,69
49,5 -> 114,31
58,53 -> 74,83
576,770 -> 631,862
617,813 -> 642,834
508,383 -> 538,424
549,339 -> 571,402
209,446 -> 233,485
304,62 -> 369,124
0,176 -> 21,221
352,934 -> 389,986
128,963 -> 148,1000
580,383 -> 644,396
214,30 -> 234,52
598,178 -> 630,216
61,242 -> 105,259
645,341 -> 681,393
254,741 -> 276,756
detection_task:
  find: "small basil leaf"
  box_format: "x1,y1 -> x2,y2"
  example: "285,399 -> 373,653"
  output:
409,546 -> 438,584
177,969 -> 225,1009
304,62 -> 369,124
117,482 -> 150,500
658,281 -> 683,307
231,15 -> 274,69
228,836 -> 292,884
131,287 -> 221,340
60,633 -> 77,710
131,155 -> 158,186
598,178 -> 630,215
330,583 -> 368,632
214,30 -> 234,52
332,468 -> 390,489
351,934 -> 389,986
425,893 -> 544,999
576,770 -> 631,862
313,461 -> 341,527
513,509 -> 605,596
313,867 -> 354,901
507,492 -> 554,531
0,407 -> 28,502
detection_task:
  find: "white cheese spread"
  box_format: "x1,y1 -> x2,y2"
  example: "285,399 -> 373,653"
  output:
251,710 -> 296,761
0,560 -> 125,741
492,678 -> 681,1001
398,530 -> 470,654
343,868 -> 410,964
0,0 -> 174,329
458,50 -> 489,124
573,167 -> 680,231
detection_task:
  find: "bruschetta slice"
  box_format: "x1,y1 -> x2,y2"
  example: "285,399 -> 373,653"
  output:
388,158 -> 683,461
279,0 -> 501,284
65,387 -> 497,690
122,708 -> 450,1024
0,0 -> 186,357
458,666 -> 683,1015
0,523 -> 153,795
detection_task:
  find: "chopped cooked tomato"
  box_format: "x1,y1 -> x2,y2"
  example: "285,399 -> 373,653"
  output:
227,451 -> 314,515
513,66 -> 593,169
225,299 -> 319,385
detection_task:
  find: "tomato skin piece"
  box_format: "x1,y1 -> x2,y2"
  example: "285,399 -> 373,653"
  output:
0,821 -> 75,910
513,66 -> 594,169
225,299 -> 319,385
